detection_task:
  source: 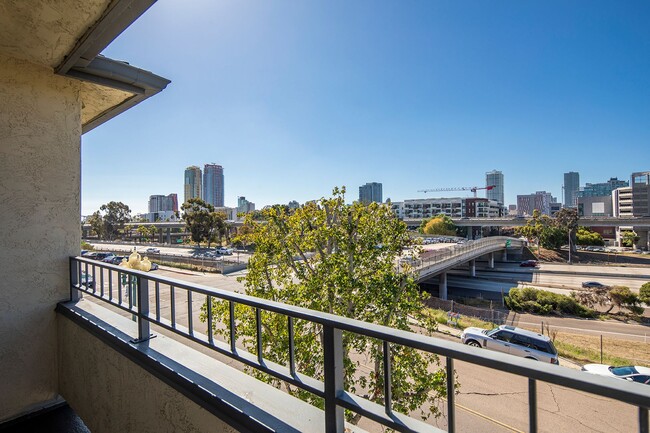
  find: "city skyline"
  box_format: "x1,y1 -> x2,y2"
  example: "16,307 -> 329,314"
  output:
80,2 -> 650,215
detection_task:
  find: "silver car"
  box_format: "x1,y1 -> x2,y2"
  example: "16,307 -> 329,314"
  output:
460,325 -> 559,365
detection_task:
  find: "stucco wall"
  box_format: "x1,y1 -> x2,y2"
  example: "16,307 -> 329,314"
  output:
0,53 -> 81,420
57,315 -> 237,433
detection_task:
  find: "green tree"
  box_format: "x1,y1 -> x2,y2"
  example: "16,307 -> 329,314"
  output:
86,211 -> 105,239
181,198 -> 215,247
136,225 -> 157,242
420,214 -> 457,236
608,286 -> 643,315
99,201 -> 131,240
200,187 -> 447,424
639,282 -> 650,304
575,227 -> 604,246
621,231 -> 639,248
554,208 -> 579,250
516,210 -> 566,250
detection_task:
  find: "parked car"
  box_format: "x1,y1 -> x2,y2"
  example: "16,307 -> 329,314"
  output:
460,325 -> 559,364
145,247 -> 160,254
80,272 -> 94,289
150,262 -> 159,270
581,281 -> 609,289
519,260 -> 539,268
215,247 -> 233,255
93,252 -> 115,261
582,364 -> 650,385
107,256 -> 126,265
82,251 -> 98,259
102,254 -> 120,263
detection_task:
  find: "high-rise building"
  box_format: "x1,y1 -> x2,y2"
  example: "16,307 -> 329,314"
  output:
203,164 -> 224,207
563,172 -> 580,208
184,166 -> 202,204
359,182 -> 382,204
485,170 -> 504,205
517,191 -> 556,216
577,177 -> 628,198
148,193 -> 178,213
288,200 -> 300,210
237,196 -> 255,214
631,171 -> 650,216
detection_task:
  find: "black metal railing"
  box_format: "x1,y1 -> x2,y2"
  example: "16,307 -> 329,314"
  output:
69,256 -> 649,433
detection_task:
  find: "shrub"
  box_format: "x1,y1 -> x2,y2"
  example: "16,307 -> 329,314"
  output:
505,287 -> 596,318
640,282 -> 650,304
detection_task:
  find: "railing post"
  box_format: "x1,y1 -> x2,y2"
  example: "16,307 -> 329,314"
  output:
323,325 -> 344,433
69,257 -> 81,302
529,378 -> 537,433
134,274 -> 151,342
446,357 -> 456,433
640,407 -> 648,433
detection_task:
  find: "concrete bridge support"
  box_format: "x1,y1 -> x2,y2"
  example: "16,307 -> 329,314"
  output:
501,249 -> 508,262
166,227 -> 172,245
488,252 -> 495,269
439,272 -> 448,300
469,260 -> 476,277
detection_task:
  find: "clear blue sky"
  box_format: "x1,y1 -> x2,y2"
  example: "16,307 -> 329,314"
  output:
82,0 -> 650,215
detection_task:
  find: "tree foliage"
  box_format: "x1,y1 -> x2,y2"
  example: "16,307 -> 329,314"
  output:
420,214 -> 457,236
181,198 -> 227,247
86,211 -> 105,239
575,227 -> 604,246
639,282 -> 650,304
515,209 -> 568,250
136,225 -> 157,242
200,187 -> 447,424
505,287 -> 595,317
99,201 -> 131,240
621,231 -> 639,248
573,285 -> 643,315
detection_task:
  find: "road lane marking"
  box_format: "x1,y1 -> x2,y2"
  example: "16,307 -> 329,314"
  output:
451,399 -> 524,433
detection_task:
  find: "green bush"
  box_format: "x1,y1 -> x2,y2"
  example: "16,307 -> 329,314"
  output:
505,287 -> 596,318
640,282 -> 650,304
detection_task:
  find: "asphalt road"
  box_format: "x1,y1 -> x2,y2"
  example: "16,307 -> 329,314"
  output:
84,265 -> 645,433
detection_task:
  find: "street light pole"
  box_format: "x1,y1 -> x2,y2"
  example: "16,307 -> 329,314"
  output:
568,228 -> 572,265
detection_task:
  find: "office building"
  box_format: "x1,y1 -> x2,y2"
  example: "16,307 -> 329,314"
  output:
184,166 -> 202,204
203,164 -> 224,207
359,182 -> 382,204
485,170 -> 504,205
517,191 -> 556,216
577,177 -> 628,198
237,196 -> 255,214
612,186 -> 633,218
563,172 -> 580,208
148,193 -> 178,213
577,196 -> 613,217
631,171 -> 650,216
288,200 -> 300,210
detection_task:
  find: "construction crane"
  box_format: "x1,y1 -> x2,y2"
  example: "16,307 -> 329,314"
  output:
417,185 -> 495,198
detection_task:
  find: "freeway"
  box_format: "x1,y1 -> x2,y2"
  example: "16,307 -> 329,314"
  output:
84,266 -> 645,433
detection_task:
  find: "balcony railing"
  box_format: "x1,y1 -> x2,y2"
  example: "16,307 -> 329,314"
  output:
69,256 -> 649,433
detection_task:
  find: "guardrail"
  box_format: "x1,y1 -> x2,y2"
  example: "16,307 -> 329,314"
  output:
410,237 -> 523,279
69,256 -> 649,433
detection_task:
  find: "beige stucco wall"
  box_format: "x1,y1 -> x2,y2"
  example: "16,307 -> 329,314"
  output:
57,315 -> 237,433
0,53 -> 81,420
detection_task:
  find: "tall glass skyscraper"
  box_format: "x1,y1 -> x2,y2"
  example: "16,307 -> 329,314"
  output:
485,170 -> 504,205
203,164 -> 224,207
184,166 -> 202,204
563,172 -> 580,207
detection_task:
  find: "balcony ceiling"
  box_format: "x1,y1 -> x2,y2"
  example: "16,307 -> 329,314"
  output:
0,0 -> 169,133
0,0 -> 111,68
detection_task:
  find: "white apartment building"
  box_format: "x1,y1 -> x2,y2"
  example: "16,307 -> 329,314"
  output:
392,197 -> 501,220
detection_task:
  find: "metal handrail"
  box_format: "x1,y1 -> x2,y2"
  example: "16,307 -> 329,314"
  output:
69,256 -> 649,433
